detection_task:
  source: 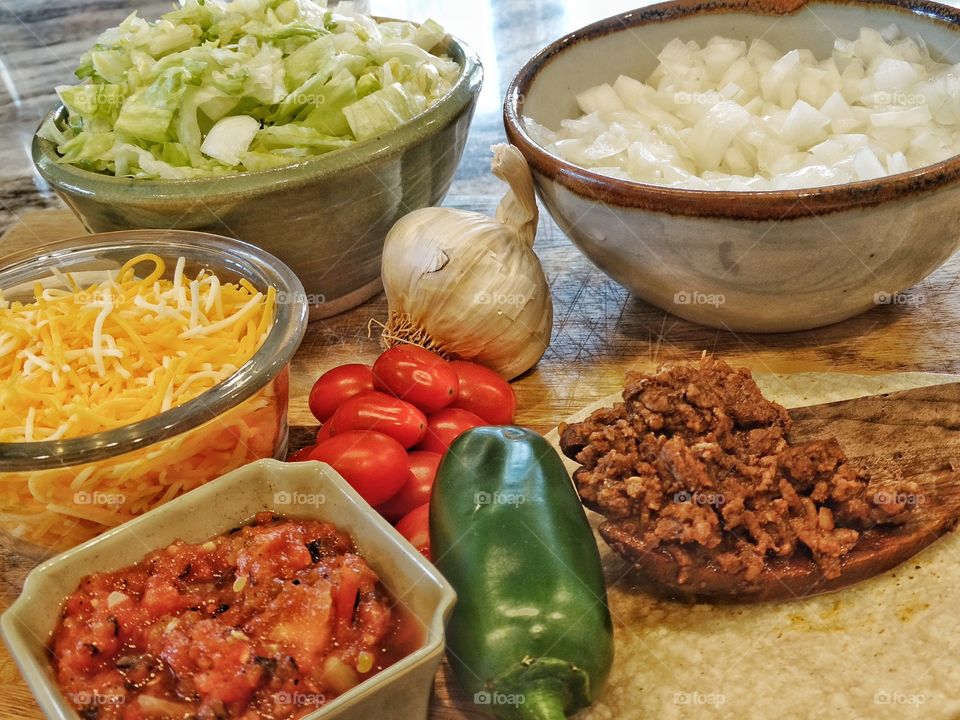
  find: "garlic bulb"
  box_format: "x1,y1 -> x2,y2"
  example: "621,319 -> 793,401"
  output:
380,144 -> 552,379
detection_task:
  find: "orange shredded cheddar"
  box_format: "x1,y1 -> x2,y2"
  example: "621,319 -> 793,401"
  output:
0,255 -> 283,555
0,253 -> 276,441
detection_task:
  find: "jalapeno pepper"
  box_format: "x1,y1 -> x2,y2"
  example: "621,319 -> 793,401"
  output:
430,426 -> 613,720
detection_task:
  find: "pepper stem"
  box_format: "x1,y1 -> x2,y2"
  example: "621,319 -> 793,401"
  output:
516,686 -> 568,720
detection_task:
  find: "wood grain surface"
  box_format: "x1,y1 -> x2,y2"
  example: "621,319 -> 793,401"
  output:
2,203 -> 960,719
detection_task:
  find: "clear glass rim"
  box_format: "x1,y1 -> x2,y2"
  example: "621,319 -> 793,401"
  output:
0,229 -> 308,471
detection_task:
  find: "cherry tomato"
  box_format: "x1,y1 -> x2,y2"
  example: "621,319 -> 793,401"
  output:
416,408 -> 486,455
377,451 -> 442,521
308,364 -> 375,422
449,361 -> 517,425
372,346 -> 458,414
307,431 -> 407,506
315,423 -> 333,444
395,504 -> 430,559
328,391 -> 427,449
288,445 -> 316,462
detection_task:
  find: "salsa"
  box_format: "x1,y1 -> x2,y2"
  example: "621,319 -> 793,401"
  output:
50,513 -> 421,720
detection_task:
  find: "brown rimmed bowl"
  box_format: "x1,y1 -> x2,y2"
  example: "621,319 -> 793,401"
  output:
504,0 -> 960,333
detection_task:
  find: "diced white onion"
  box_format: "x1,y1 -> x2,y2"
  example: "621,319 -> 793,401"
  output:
527,25 -> 959,190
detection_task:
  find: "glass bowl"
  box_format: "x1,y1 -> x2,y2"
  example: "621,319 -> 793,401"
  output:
0,230 -> 308,559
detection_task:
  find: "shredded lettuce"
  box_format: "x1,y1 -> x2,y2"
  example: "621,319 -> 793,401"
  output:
39,0 -> 459,179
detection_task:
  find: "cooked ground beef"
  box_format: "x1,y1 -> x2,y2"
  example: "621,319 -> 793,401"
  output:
559,357 -> 917,582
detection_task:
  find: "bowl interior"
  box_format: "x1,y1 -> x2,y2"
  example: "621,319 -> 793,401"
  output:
521,1 -> 960,131
0,230 -> 307,471
1,459 -> 455,720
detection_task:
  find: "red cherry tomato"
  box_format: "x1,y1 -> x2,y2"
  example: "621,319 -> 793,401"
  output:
377,451 -> 442,521
308,364 -> 375,422
395,504 -> 431,559
315,423 -> 333,444
417,408 -> 486,455
288,445 -> 316,462
328,391 -> 427,449
449,361 -> 517,425
307,431 -> 408,506
372,346 -> 458,414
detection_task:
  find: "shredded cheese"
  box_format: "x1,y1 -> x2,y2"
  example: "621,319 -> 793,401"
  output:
0,254 -> 276,443
0,254 -> 285,555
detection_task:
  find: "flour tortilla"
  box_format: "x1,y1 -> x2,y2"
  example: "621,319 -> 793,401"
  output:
546,372 -> 960,720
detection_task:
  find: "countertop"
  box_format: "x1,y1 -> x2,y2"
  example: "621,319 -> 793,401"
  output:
4,1 -> 960,718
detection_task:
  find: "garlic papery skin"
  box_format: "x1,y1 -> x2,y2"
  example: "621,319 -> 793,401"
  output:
381,144 -> 553,379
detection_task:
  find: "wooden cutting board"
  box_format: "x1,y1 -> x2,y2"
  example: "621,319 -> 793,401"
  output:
3,206 -> 960,720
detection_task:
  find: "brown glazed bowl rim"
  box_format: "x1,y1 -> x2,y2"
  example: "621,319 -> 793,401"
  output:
33,26 -> 482,201
504,0 -> 960,219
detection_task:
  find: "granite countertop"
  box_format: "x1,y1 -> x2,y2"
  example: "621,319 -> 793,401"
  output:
0,0 -> 643,237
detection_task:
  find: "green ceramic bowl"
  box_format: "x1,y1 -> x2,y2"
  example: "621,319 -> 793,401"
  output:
33,33 -> 482,320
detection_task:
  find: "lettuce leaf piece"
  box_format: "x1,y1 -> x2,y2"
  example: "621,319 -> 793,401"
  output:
176,85 -> 231,165
90,47 -> 131,84
343,81 -> 426,140
298,68 -> 358,137
57,83 -> 126,123
271,55 -> 363,124
413,18 -> 447,51
254,124 -> 353,151
57,132 -> 115,171
239,150 -> 296,171
114,142 -> 221,179
283,34 -> 338,89
36,115 -> 71,146
114,66 -> 192,143
159,142 -> 192,167
242,44 -> 287,105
